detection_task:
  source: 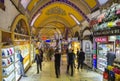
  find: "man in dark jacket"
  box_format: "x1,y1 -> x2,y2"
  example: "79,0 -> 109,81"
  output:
35,48 -> 41,74
66,49 -> 74,76
77,48 -> 85,70
54,48 -> 61,78
39,49 -> 43,71
106,49 -> 116,66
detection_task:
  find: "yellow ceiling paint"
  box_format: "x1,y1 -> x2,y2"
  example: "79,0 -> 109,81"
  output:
34,3 -> 83,27
84,0 -> 97,8
27,0 -> 39,11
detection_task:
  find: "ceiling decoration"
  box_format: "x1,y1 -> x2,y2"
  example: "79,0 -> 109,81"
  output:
27,0 -> 39,11
31,0 -> 90,24
82,0 -> 99,12
45,6 -> 66,15
17,0 -> 109,38
33,3 -> 83,28
84,0 -> 98,8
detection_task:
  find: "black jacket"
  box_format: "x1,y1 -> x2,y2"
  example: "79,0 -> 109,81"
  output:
68,52 -> 74,64
78,51 -> 85,61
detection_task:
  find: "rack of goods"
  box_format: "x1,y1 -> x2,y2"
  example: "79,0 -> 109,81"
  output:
0,30 -> 15,81
2,46 -> 15,81
91,3 -> 120,73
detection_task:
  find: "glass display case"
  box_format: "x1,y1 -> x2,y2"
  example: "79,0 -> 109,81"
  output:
97,43 -> 114,71
14,44 -> 30,81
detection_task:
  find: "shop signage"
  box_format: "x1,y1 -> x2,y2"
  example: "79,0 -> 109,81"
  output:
95,37 -> 108,42
93,27 -> 120,36
109,36 -> 116,41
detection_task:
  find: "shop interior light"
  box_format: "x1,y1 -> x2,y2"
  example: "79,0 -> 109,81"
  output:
21,0 -> 31,9
98,0 -> 108,5
30,13 -> 41,26
70,14 -> 80,25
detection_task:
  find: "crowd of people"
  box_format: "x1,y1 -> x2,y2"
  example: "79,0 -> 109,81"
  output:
17,41 -> 86,78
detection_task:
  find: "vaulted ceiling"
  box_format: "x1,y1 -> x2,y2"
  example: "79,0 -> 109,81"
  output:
12,0 -> 109,39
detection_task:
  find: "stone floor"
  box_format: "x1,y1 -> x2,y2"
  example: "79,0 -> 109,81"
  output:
20,55 -> 103,81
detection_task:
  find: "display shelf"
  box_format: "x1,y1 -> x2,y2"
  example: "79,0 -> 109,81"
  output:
13,40 -> 29,42
2,68 -> 15,78
3,70 -> 15,81
98,58 -> 107,61
98,67 -> 104,72
1,46 -> 15,81
2,54 -> 14,59
14,33 -> 30,37
99,63 -> 107,67
2,62 -> 14,68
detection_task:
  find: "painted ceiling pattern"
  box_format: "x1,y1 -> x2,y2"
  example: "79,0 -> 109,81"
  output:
18,0 -> 109,38
45,6 -> 66,15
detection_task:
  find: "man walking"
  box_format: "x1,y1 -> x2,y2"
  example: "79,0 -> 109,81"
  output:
77,49 -> 85,70
66,49 -> 74,76
54,48 -> 61,78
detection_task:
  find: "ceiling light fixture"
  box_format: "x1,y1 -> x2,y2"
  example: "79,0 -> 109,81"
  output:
70,14 -> 80,25
30,13 -> 41,26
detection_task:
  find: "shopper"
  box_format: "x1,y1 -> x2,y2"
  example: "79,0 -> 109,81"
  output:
77,48 -> 85,70
106,49 -> 116,66
66,49 -> 74,76
39,48 -> 43,71
17,50 -> 27,77
34,47 -> 41,74
66,47 -> 69,66
54,48 -> 61,78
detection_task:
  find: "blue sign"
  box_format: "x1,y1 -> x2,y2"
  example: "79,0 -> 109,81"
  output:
46,40 -> 51,42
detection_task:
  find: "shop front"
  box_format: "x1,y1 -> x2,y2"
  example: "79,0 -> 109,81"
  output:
94,36 -> 115,72
90,3 -> 120,80
93,27 -> 120,72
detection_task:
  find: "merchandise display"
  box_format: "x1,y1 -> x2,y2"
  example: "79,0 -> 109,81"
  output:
97,43 -> 113,71
115,39 -> 120,63
14,44 -> 30,81
91,3 -> 120,74
1,47 -> 15,81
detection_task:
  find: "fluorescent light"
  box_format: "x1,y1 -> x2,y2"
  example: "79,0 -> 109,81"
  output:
30,13 -> 41,26
70,14 -> 80,25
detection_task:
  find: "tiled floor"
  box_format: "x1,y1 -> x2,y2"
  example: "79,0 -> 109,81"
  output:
20,55 -> 103,81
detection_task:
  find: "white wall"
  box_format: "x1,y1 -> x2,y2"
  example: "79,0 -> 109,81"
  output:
0,0 -> 19,31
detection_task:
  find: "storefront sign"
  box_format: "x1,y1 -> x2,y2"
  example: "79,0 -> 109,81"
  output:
93,28 -> 120,36
95,37 -> 108,42
109,36 -> 116,41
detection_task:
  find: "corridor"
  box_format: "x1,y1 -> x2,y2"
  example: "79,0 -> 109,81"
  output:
20,55 -> 103,81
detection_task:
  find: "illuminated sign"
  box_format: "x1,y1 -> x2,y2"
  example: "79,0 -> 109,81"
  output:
95,37 -> 108,42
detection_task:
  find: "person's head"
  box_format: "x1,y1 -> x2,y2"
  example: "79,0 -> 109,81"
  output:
18,50 -> 21,54
72,50 -> 74,52
110,49 -> 112,51
80,48 -> 83,51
